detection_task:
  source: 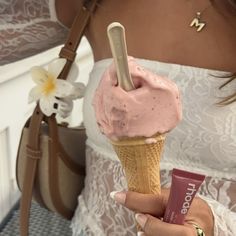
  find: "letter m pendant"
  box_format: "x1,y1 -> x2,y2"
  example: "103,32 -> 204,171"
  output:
190,18 -> 206,32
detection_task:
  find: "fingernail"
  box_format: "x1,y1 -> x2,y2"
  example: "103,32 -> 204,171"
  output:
137,231 -> 145,236
135,214 -> 147,229
110,191 -> 126,205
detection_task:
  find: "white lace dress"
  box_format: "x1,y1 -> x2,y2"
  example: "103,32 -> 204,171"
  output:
71,58 -> 236,236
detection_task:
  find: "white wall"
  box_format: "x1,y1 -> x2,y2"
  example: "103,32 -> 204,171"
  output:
0,37 -> 93,222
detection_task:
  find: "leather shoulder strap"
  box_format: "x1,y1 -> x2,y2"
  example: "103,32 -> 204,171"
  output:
59,0 -> 99,80
19,1 -> 99,235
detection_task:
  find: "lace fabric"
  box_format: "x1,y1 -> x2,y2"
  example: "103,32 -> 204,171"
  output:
71,147 -> 236,236
71,147 -> 136,236
0,0 -> 67,65
83,59 -> 236,177
71,58 -> 236,235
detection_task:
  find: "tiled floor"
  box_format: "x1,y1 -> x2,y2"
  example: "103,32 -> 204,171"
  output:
0,202 -> 72,236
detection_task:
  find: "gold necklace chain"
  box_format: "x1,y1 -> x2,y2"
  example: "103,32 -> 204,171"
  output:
189,1 -> 212,32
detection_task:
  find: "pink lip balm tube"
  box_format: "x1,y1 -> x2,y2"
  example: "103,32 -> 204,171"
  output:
163,168 -> 205,225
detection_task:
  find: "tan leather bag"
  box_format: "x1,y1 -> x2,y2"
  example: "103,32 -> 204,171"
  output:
16,1 -> 99,235
16,117 -> 86,218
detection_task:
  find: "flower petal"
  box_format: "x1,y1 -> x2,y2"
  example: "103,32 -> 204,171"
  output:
57,98 -> 73,118
28,86 -> 42,103
70,82 -> 85,99
67,62 -> 79,82
48,58 -> 67,79
39,96 -> 56,116
30,66 -> 48,85
55,79 -> 74,98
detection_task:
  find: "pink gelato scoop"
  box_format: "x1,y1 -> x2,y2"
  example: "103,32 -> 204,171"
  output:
93,57 -> 182,141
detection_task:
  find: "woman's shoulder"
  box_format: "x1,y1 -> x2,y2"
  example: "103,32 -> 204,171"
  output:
55,0 -> 84,28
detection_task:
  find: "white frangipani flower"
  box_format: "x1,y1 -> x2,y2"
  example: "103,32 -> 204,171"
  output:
28,58 -> 84,117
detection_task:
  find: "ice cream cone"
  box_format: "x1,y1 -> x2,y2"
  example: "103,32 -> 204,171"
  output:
111,133 -> 165,194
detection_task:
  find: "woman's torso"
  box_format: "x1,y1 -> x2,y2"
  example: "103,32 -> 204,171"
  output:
81,55 -> 236,235
82,0 -> 236,172
82,0 -> 236,178
73,2 -> 236,234
83,58 -> 236,179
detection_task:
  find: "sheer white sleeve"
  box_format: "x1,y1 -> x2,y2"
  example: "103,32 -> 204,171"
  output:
200,195 -> 236,236
0,0 -> 68,65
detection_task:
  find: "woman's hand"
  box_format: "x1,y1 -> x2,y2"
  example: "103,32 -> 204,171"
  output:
110,189 -> 214,236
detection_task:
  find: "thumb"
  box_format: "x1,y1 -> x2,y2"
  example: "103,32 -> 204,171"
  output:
135,214 -> 195,236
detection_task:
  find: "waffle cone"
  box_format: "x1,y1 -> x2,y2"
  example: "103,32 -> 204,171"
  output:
111,134 -> 165,194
